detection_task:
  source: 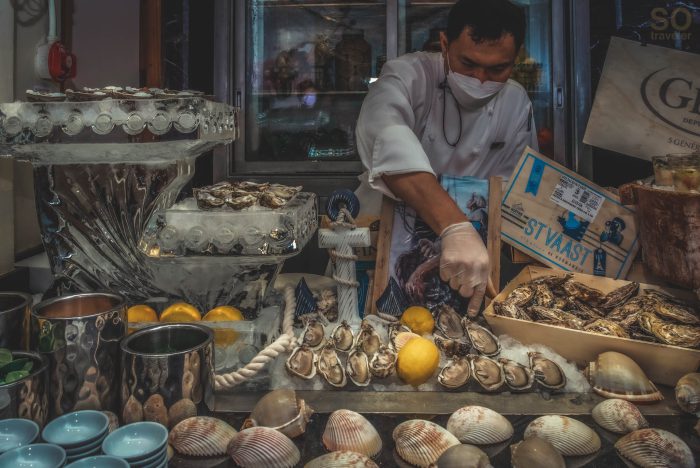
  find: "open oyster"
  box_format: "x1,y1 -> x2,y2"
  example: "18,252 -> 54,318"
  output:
285,344 -> 317,380
369,345 -> 397,379
354,320 -> 382,357
469,355 -> 505,392
331,321 -> 354,353
317,342 -> 347,388
528,352 -> 566,390
461,319 -> 501,356
346,345 -> 371,387
302,318 -> 326,350
438,356 -> 471,390
499,358 -> 535,391
435,304 -> 464,339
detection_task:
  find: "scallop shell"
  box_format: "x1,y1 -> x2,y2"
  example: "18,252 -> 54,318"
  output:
322,409 -> 382,457
446,406 -> 513,445
528,352 -> 566,390
393,332 -> 421,352
438,356 -> 471,390
469,355 -> 505,392
615,428 -> 695,468
369,345 -> 397,379
675,372 -> 700,414
498,358 -> 535,391
169,416 -> 237,456
392,419 -> 460,468
433,444 -> 491,468
304,451 -> 379,468
461,319 -> 501,357
346,346 -> 371,387
584,351 -> 663,402
317,342 -> 347,387
332,321 -> 354,352
524,415 -> 601,456
168,398 -> 197,428
286,344 -> 317,380
228,426 -> 300,468
246,389 -> 314,438
591,399 -> 648,434
510,437 -> 565,468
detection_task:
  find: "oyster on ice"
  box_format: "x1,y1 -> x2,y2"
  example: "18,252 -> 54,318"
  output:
346,345 -> 371,387
438,356 -> 471,390
285,344 -> 317,380
317,342 -> 347,388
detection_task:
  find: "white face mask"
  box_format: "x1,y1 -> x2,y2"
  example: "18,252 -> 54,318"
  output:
445,54 -> 505,109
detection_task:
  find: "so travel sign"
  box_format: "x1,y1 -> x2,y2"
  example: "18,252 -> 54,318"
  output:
584,37 -> 700,160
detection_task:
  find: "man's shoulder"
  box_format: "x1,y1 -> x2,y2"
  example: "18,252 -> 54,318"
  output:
384,52 -> 441,80
501,79 -> 532,104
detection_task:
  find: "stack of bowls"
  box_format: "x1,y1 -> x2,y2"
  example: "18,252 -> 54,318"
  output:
0,443 -> 66,468
102,422 -> 168,468
41,410 -> 109,463
66,455 -> 130,467
0,419 -> 40,454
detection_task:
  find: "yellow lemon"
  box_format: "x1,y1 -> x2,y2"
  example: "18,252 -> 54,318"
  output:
203,306 -> 244,346
396,337 -> 440,387
400,306 -> 435,335
127,304 -> 158,335
159,302 -> 201,322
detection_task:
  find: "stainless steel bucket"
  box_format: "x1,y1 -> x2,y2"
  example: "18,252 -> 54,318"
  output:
0,351 -> 49,428
30,292 -> 127,417
120,323 -> 214,428
0,292 -> 32,350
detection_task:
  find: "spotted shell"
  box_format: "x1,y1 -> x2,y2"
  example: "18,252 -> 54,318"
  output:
585,351 -> 663,402
615,428 -> 695,468
675,372 -> 700,414
304,451 -> 379,468
245,389 -> 313,438
228,426 -> 300,468
446,406 -> 513,445
432,444 -> 491,468
393,419 -> 460,467
168,398 -> 197,428
524,415 -> 601,456
322,410 -> 382,457
591,399 -> 648,434
510,437 -> 565,468
169,416 -> 237,457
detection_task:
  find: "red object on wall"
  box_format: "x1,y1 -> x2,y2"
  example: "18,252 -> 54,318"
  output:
48,41 -> 77,82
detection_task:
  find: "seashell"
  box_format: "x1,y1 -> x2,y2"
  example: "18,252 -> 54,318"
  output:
584,351 -> 663,402
304,451 -> 379,468
498,358 -> 535,391
435,304 -> 464,339
392,419 -> 460,467
226,193 -> 258,210
388,322 -> 412,348
524,415 -> 601,456
393,331 -> 420,352
122,395 -> 143,424
346,346 -> 371,387
469,355 -> 505,392
615,428 -> 695,468
143,394 -> 169,427
675,372 -> 700,414
446,406 -> 513,445
302,318 -> 326,350
286,344 -> 317,380
369,345 -> 397,379
433,330 -> 471,357
246,388 -> 314,438
438,356 -> 471,390
317,342 -> 347,387
528,352 -> 566,390
168,398 -> 197,428
103,411 -> 119,433
591,399 -> 648,434
355,320 -> 382,357
228,426 -> 300,468
599,281 -> 639,310
504,284 -> 536,306
433,444 -> 492,468
461,320 -> 501,356
510,437 -> 565,468
169,416 -> 237,456
322,409 -> 382,457
260,191 -> 287,209
332,321 -> 354,352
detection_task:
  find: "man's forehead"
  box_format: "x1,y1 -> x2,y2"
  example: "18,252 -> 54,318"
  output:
452,29 -> 517,62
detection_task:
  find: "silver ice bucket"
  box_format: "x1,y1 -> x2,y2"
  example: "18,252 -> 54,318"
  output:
0,351 -> 49,428
30,292 -> 127,417
0,292 -> 32,350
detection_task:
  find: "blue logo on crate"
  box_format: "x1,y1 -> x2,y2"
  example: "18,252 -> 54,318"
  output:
294,277 -> 317,318
376,277 -> 408,317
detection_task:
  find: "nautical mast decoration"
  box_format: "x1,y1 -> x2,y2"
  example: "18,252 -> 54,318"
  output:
318,190 -> 371,324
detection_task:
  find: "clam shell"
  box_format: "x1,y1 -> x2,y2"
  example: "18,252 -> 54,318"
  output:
510,437 -> 565,468
332,321 -> 355,352
304,451 -> 379,468
228,426 -> 300,468
585,351 -> 663,402
462,320 -> 501,357
247,389 -> 314,438
524,415 -> 601,456
393,419 -> 460,468
393,332 -> 421,352
169,416 -> 237,456
346,346 -> 371,387
446,406 -> 513,445
499,358 -> 535,391
675,372 -> 700,414
286,344 -> 317,380
433,444 -> 492,468
322,409 -> 382,457
615,428 -> 695,468
470,355 -> 505,392
168,398 -> 197,429
438,356 -> 471,390
528,352 -> 566,390
591,399 -> 648,434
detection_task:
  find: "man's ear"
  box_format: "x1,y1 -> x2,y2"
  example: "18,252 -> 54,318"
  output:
439,31 -> 449,57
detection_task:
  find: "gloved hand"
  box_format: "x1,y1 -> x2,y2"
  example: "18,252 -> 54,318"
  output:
439,221 -> 490,317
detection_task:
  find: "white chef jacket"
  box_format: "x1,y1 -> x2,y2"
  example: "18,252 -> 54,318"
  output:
355,52 -> 538,215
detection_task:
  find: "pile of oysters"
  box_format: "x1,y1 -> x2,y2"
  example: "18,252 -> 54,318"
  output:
494,274 -> 700,348
194,181 -> 301,210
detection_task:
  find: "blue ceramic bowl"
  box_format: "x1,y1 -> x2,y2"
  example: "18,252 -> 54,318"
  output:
64,433 -> 107,455
0,443 -> 67,468
0,419 -> 39,454
65,443 -> 102,463
42,410 -> 109,448
101,422 -> 168,461
66,455 -> 130,468
133,448 -> 167,468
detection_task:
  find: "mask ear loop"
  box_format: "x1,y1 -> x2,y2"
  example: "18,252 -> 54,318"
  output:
441,53 -> 462,147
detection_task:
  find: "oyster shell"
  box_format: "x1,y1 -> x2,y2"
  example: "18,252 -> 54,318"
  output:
285,344 -> 317,380
433,444 -> 491,468
493,301 -> 532,321
355,320 -> 382,357
388,322 -> 412,349
638,311 -> 700,348
332,321 -> 354,352
260,191 -> 288,209
346,346 -> 371,387
599,282 -> 639,310
529,306 -> 586,330
510,437 -> 565,468
435,304 -> 464,339
606,295 -> 650,329
302,318 -> 326,350
317,342 -> 347,388
226,193 -> 258,210
498,358 -> 535,391
652,298 -> 700,325
369,345 -> 397,379
169,416 -> 237,457
433,330 -> 471,357
461,319 -> 501,356
532,283 -> 555,307
675,372 -> 700,414
228,426 -> 300,468
504,285 -> 536,307
322,409 -> 382,457
304,451 -> 379,468
524,415 -> 601,456
583,319 -> 630,338
245,389 -> 314,438
392,419 -> 460,467
591,399 -> 648,434
469,355 -> 505,392
528,352 -> 566,390
584,351 -> 663,402
446,406 -> 513,445
438,356 -> 471,390
566,298 -> 605,321
194,189 -> 225,209
268,183 -> 302,200
561,279 -> 604,306
615,428 -> 695,468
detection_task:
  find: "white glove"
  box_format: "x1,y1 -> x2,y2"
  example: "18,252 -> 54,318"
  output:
439,221 -> 490,317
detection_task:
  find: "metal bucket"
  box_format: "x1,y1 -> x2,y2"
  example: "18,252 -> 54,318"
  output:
0,292 -> 32,350
30,292 -> 127,417
0,351 -> 49,428
120,323 -> 214,428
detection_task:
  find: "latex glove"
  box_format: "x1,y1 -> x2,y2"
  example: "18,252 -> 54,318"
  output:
439,221 -> 490,317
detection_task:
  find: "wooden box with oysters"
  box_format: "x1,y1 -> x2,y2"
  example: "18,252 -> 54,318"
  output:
485,266 -> 700,385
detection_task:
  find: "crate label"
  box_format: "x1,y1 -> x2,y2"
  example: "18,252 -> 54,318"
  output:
550,175 -> 604,223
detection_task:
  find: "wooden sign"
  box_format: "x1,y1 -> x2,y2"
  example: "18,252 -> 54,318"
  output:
501,147 -> 639,279
584,37 -> 700,160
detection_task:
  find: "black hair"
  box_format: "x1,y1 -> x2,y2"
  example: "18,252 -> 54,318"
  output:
446,0 -> 526,50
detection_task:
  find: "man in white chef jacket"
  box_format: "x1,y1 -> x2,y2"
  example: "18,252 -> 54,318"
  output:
356,0 -> 538,317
